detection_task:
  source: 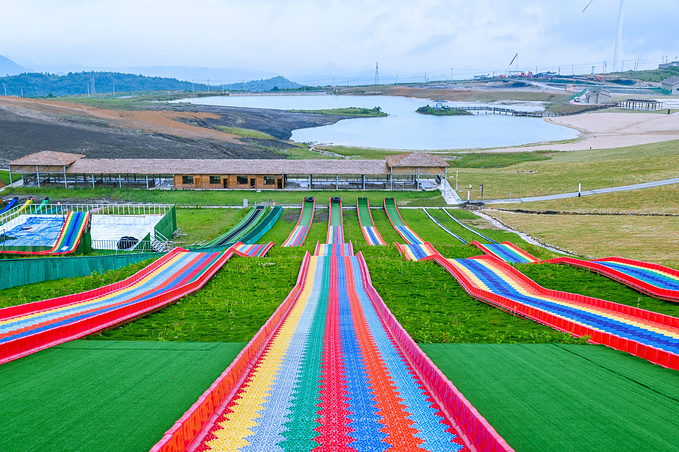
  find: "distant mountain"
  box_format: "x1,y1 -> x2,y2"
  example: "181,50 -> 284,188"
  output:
0,55 -> 26,76
0,71 -> 207,97
0,71 -> 304,97
223,76 -> 304,92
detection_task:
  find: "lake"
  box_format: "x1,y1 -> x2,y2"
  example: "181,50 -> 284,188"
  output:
173,94 -> 578,150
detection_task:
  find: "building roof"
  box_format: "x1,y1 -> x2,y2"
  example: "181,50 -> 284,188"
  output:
8,151 -> 85,167
384,152 -> 449,168
67,158 -> 390,176
662,76 -> 679,85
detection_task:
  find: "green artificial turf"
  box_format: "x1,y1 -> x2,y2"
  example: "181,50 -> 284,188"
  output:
422,343 -> 679,451
0,340 -> 245,452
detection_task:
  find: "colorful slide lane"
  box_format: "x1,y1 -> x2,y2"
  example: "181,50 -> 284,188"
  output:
384,197 -> 425,245
0,211 -> 92,256
0,198 -> 33,224
203,206 -> 267,248
153,217 -> 510,451
357,197 -> 386,246
0,246 -> 236,365
544,256 -> 679,303
282,197 -> 315,247
327,197 -> 344,244
471,241 -> 540,264
0,197 -> 19,214
429,254 -> 679,371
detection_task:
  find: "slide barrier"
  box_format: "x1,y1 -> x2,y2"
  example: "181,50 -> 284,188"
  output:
152,227 -> 511,452
357,197 -> 386,246
282,197 -> 315,247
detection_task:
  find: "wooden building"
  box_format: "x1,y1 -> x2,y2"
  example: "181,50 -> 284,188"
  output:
7,151 -> 448,191
661,76 -> 679,95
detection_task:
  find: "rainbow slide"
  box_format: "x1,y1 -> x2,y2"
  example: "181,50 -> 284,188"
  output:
0,247 -> 236,365
428,253 -> 679,371
282,197 -> 315,247
357,197 -> 386,245
152,221 -> 510,452
0,198 -> 33,224
471,240 -> 540,264
0,211 -> 92,256
544,256 -> 679,303
201,206 -> 267,248
384,198 -> 440,261
326,196 -> 344,244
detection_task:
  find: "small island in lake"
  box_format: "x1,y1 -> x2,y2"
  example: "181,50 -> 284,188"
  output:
416,104 -> 473,116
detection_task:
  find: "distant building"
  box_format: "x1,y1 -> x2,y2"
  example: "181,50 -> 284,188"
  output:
577,89 -> 612,105
618,99 -> 663,111
661,76 -> 679,95
658,61 -> 679,69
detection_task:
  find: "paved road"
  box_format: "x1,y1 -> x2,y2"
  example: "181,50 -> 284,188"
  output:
479,177 -> 679,204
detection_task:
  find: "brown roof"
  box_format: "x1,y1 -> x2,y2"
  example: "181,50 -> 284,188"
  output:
8,151 -> 85,167
67,158 -> 389,176
385,152 -> 449,168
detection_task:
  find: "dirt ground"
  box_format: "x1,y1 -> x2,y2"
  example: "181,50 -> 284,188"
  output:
0,96 -> 340,165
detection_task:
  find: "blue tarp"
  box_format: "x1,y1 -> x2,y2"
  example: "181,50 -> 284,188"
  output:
1,216 -> 65,247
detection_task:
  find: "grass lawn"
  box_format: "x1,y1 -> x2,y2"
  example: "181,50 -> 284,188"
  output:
0,340 -> 245,452
422,343 -> 679,451
451,139 -> 679,200
487,210 -> 679,268
4,187 -> 447,207
498,183 -> 679,214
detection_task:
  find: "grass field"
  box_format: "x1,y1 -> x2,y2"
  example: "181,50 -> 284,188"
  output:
452,139 -> 679,200
487,210 -> 679,268
423,343 -> 679,451
0,340 -> 244,452
498,184 -> 679,214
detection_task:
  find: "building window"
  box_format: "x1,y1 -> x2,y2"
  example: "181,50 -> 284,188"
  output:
237,176 -> 248,185
264,176 -> 275,185
209,176 -> 221,185
182,175 -> 194,185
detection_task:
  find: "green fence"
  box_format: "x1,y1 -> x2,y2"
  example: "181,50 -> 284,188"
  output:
0,253 -> 157,291
154,206 -> 177,240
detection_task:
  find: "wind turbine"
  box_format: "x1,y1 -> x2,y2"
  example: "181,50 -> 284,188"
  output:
583,0 -> 625,72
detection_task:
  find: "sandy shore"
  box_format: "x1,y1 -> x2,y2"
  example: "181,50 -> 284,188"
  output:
489,111 -> 679,152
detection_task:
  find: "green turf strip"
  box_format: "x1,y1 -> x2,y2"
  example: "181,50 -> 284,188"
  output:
0,340 -> 245,452
421,343 -> 679,451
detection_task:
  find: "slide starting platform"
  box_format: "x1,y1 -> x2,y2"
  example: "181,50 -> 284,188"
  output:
282,197 -> 315,247
544,256 -> 679,303
152,198 -> 510,452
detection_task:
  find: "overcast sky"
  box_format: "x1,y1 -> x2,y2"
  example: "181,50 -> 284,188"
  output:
2,0 -> 678,83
